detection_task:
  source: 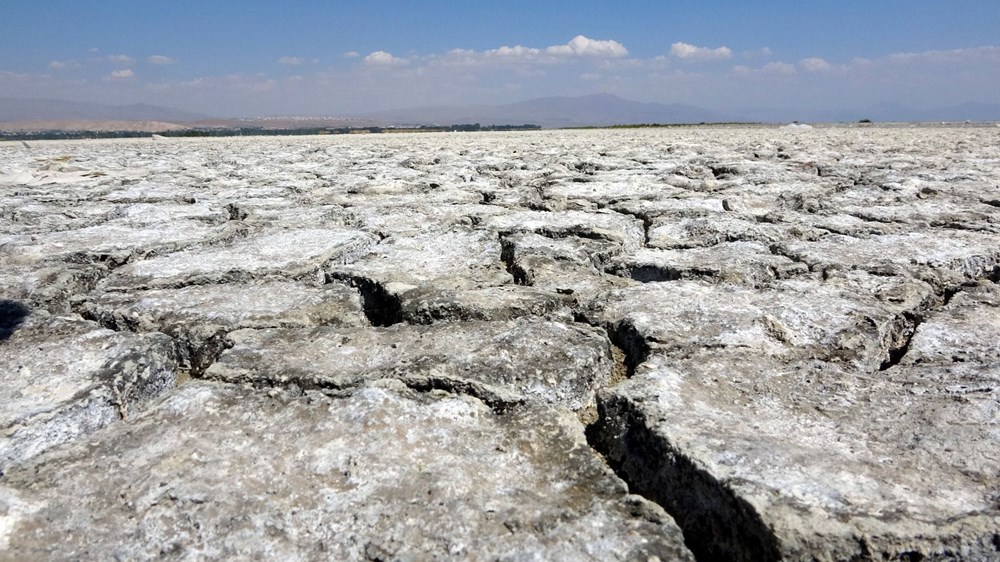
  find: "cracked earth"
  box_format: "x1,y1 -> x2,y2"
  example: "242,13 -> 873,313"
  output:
1,126 -> 999,561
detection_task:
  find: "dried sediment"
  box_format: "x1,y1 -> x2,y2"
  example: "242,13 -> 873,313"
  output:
2,126 -> 998,560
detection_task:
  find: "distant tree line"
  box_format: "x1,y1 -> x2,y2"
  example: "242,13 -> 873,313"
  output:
0,123 -> 541,141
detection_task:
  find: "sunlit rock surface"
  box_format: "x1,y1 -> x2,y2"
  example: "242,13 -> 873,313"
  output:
1,126 -> 998,560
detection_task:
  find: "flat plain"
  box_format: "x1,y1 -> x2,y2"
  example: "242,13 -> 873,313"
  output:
1,126 -> 998,561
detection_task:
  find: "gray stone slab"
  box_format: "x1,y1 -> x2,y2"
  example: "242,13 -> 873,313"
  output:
591,347 -> 1000,561
0,305 -> 177,471
606,243 -> 806,285
776,231 -> 1000,285
327,227 -> 510,291
206,318 -> 614,412
0,381 -> 694,561
80,280 -> 366,374
397,285 -> 571,324
482,209 -> 646,253
102,228 -> 377,290
0,220 -> 244,267
582,276 -> 936,373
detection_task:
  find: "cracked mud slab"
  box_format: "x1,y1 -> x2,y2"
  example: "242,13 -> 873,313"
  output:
206,317 -> 614,412
1,127 -> 999,560
0,307 -> 177,471
0,381 -> 693,561
79,280 -> 367,374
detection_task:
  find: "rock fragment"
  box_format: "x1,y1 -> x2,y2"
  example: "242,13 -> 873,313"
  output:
0,304 -> 177,471
0,381 -> 695,561
206,317 -> 614,412
80,280 -> 366,374
101,228 -> 377,290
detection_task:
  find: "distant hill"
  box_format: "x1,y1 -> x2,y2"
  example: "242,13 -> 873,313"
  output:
0,120 -> 188,133
738,102 -> 1000,124
0,98 -> 208,123
4,95 -> 996,133
358,94 -> 740,128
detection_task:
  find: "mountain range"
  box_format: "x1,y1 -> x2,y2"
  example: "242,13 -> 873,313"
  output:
358,94 -> 739,128
0,97 -> 208,124
2,95 -> 999,131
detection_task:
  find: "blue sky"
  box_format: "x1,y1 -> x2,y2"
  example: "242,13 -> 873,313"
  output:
2,1 -> 999,117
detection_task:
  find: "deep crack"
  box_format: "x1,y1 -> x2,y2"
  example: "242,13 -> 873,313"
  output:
585,395 -> 782,562
327,274 -> 403,326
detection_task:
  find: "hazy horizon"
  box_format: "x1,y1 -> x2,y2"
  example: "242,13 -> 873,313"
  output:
3,2 -> 999,119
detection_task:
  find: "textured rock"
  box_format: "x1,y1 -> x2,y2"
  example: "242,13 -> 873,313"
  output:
606,242 -> 805,285
0,220 -> 243,267
0,304 -> 177,471
584,277 -> 998,560
397,285 -> 571,324
327,227 -> 510,291
1,127 -> 998,559
590,348 -> 1000,561
581,276 -> 936,373
0,381 -> 693,560
101,228 -> 377,290
206,317 -> 614,412
79,280 -> 366,374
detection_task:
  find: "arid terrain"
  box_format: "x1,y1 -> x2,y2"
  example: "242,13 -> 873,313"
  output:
1,126 -> 998,561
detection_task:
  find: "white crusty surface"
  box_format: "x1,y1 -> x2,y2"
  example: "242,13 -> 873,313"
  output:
1,126 -> 998,560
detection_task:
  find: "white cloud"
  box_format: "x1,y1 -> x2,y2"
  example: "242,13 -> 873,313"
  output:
762,62 -> 796,74
732,61 -> 797,76
278,56 -> 305,66
800,57 -> 830,72
147,55 -> 177,65
363,51 -> 408,66
48,60 -> 78,70
343,51 -> 360,58
671,42 -> 732,61
107,54 -> 135,66
546,35 -> 628,58
108,68 -> 135,80
887,45 -> 1000,64
740,47 -> 772,58
437,36 -> 627,67
486,45 -> 542,58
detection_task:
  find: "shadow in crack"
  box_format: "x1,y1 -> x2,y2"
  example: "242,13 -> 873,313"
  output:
0,300 -> 31,341
586,395 -> 783,562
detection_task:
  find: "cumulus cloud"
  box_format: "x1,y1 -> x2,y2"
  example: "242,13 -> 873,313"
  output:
108,68 -> 135,80
107,54 -> 135,66
363,51 -> 408,66
671,42 -> 732,61
278,56 -> 305,66
439,35 -> 627,66
485,45 -> 542,58
800,57 -> 830,72
147,55 -> 177,65
546,35 -> 628,58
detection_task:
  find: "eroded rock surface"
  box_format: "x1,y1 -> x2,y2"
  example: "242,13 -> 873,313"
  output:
2,126 -> 999,560
0,306 -> 177,472
206,317 -> 613,412
0,381 -> 693,561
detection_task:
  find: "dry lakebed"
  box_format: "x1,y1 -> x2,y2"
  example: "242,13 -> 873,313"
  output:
1,125 -> 999,561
